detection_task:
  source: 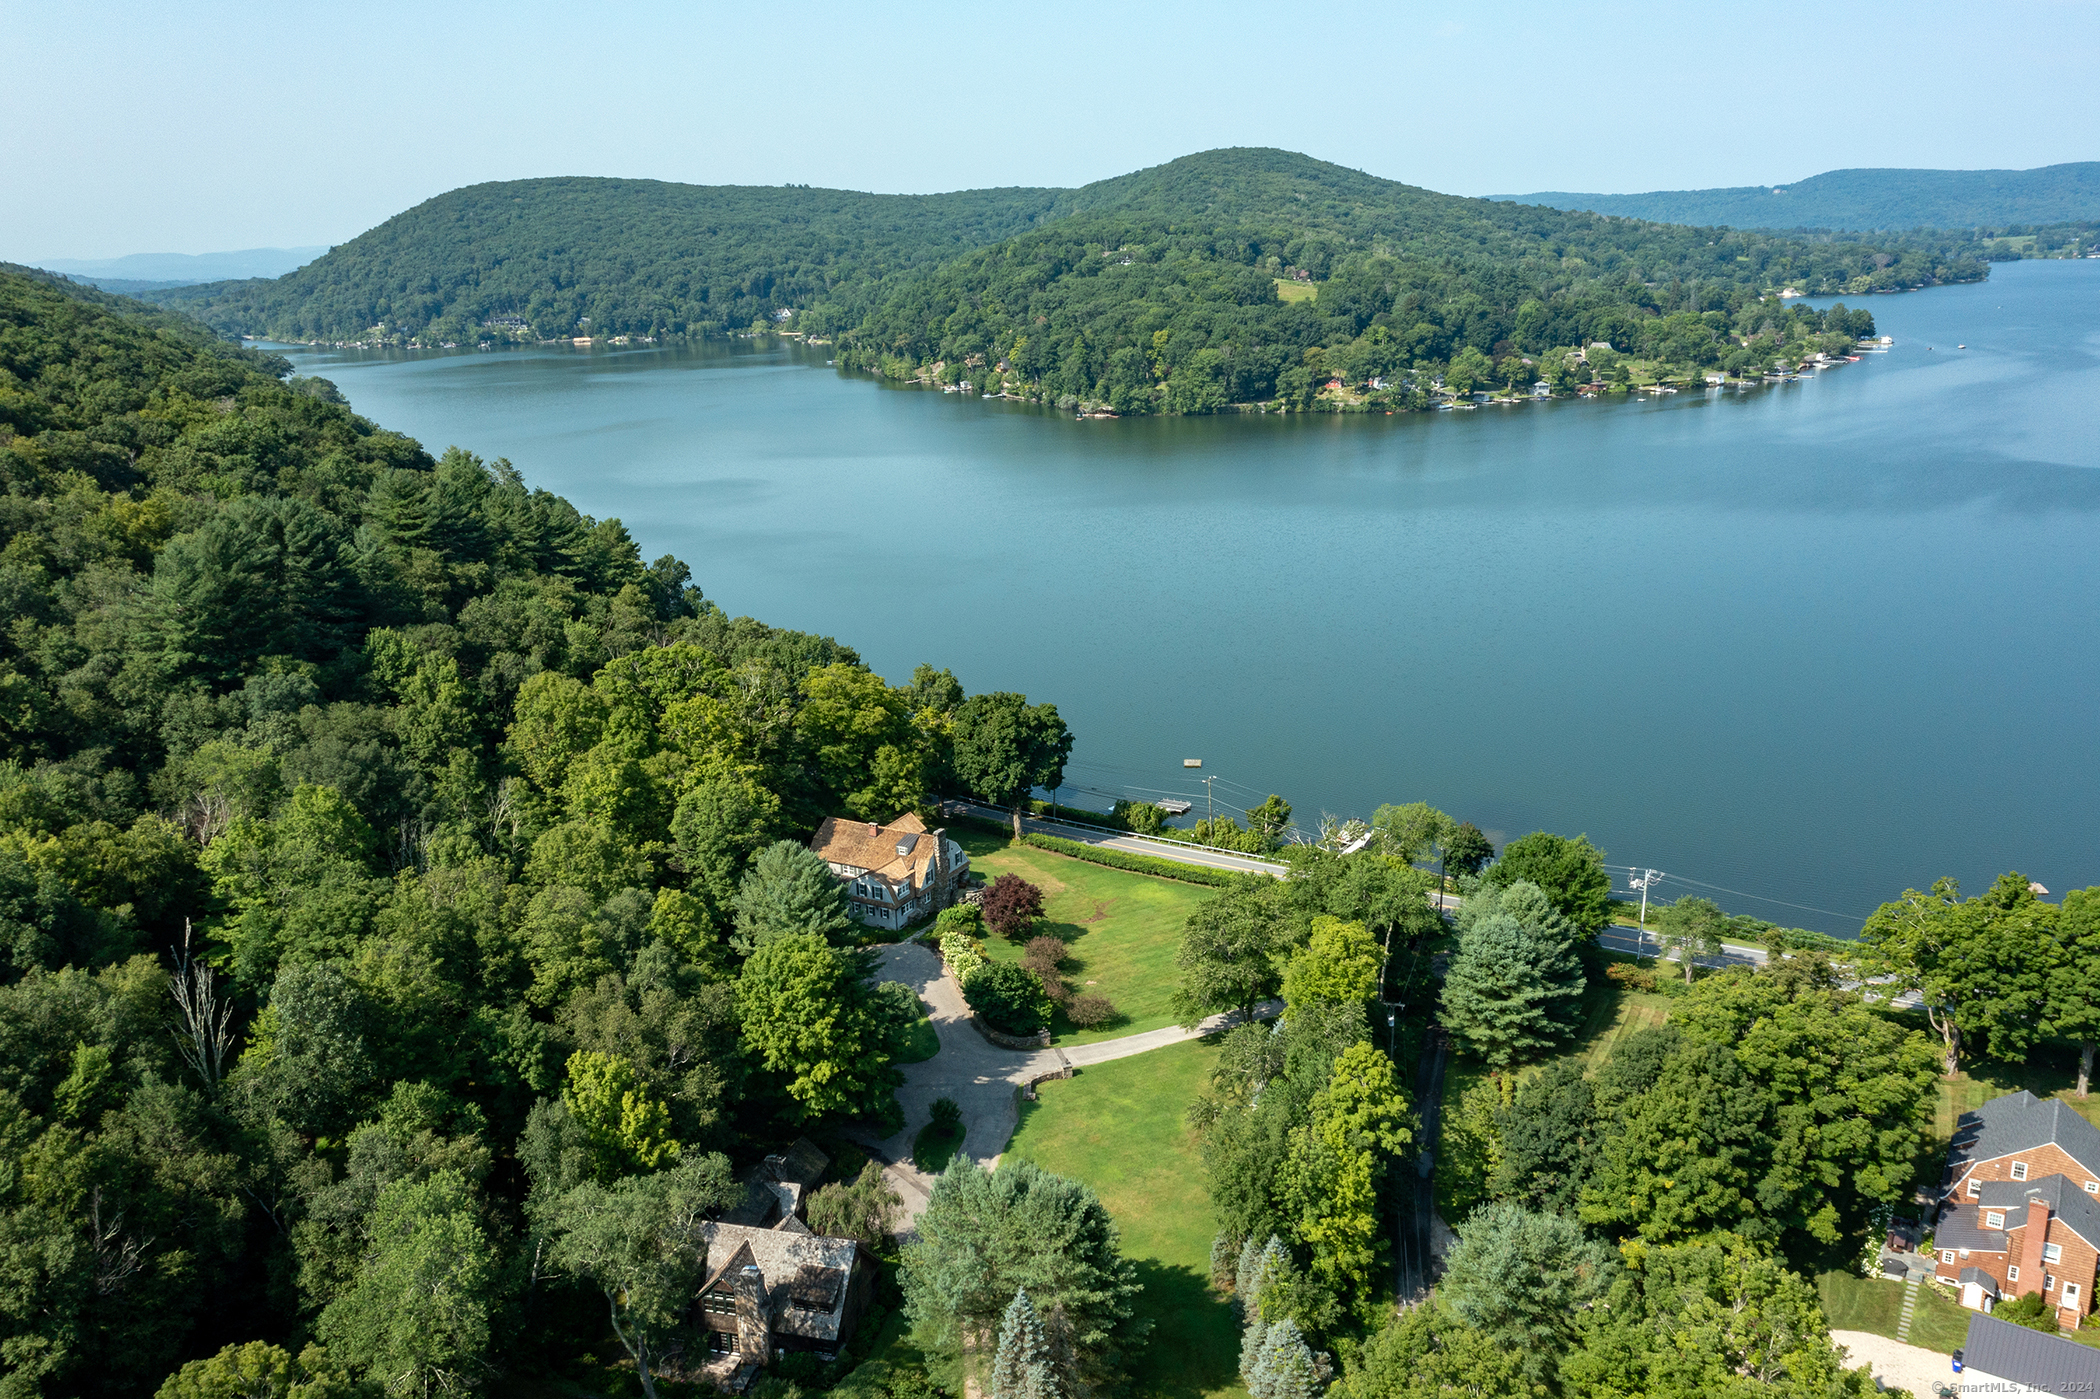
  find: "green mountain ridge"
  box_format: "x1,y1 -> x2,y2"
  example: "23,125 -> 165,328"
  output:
1495,160 -> 2100,230
143,149 -> 1978,354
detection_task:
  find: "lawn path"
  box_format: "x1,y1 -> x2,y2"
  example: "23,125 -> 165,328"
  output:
859,941 -> 1277,1225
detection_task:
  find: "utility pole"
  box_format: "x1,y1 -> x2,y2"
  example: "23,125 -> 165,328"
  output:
1201,774 -> 1218,824
1629,869 -> 1664,938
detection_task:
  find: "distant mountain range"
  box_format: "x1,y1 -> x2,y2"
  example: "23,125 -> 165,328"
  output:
29,246 -> 330,289
1494,162 -> 2100,230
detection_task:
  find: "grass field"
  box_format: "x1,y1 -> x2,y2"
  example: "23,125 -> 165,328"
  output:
1922,1042 -> 2100,1146
1272,278 -> 1317,303
1006,1038 -> 1245,1399
1817,1271 -> 1973,1354
962,835 -> 1217,1046
1003,1029 -> 1243,1394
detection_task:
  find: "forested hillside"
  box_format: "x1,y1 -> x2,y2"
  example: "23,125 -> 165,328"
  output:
148,178 -> 1080,344
145,149 -> 1983,398
0,265 -> 1057,1396
834,148 -> 1948,412
1498,160 -> 2100,230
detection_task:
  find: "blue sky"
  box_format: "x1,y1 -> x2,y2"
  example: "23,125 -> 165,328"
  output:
7,0 -> 2096,260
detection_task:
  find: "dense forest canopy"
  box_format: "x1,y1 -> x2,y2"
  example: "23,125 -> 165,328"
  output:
141,149 -> 1981,380
1497,159 -> 2100,230
0,264 -> 1030,1396
833,149 -> 1936,412
146,178 -> 1085,345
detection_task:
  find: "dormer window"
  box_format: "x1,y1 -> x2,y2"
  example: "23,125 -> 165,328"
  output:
2011,1161 -> 2030,1181
1986,1211 -> 2006,1230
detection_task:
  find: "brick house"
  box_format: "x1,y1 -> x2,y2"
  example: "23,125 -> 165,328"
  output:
1932,1090 -> 2100,1329
808,813 -> 967,933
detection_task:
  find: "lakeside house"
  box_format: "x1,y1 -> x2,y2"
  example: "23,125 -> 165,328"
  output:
808,812 -> 969,933
1931,1089 -> 2100,1329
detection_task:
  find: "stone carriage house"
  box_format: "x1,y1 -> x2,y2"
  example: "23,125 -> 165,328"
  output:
809,813 -> 968,932
692,1139 -> 879,1379
1932,1089 -> 2100,1330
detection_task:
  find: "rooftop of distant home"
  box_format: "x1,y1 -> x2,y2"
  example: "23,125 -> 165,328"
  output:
810,812 -> 950,888
1945,1090 -> 2100,1192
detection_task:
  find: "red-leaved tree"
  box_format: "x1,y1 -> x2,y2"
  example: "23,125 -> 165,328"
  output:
980,875 -> 1045,940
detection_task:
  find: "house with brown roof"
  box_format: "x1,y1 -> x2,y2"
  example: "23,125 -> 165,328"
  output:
1933,1090 -> 2100,1329
689,1137 -> 879,1385
808,813 -> 968,933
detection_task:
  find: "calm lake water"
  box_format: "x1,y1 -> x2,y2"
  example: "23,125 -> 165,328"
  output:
276,259 -> 2100,935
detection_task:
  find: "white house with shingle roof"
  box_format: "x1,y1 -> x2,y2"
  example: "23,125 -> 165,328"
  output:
808,813 -> 967,932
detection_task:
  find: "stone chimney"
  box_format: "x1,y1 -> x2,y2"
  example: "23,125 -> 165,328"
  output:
932,828 -> 949,904
733,1263 -> 770,1363
2017,1200 -> 2052,1297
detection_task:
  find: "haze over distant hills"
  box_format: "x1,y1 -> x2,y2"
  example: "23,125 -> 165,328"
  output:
1495,162 -> 2100,230
31,246 -> 330,289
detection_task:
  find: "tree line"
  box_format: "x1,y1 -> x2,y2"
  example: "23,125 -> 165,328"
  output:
0,264 -> 1095,1397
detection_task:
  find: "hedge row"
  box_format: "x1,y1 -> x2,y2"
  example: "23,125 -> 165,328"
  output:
1019,832 -> 1245,888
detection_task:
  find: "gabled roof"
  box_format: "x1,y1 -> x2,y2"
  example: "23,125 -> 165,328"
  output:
1956,1266 -> 2001,1297
1948,1091 -> 2100,1180
1982,1173 -> 2100,1250
1964,1313 -> 2100,1388
699,1223 -> 862,1343
809,813 -> 944,887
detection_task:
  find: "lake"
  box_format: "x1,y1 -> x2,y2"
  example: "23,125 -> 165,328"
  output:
274,259 -> 2100,935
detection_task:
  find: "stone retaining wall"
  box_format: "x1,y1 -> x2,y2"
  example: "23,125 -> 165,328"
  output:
970,1014 -> 1051,1051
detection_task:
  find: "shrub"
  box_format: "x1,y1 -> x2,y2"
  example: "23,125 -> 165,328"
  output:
960,960 -> 1053,1034
930,1096 -> 961,1131
1113,799 -> 1167,835
981,874 -> 1045,939
935,903 -> 982,939
1023,936 -> 1068,968
1065,994 -> 1117,1028
1018,833 -> 1240,887
1604,960 -> 1658,992
940,932 -> 987,979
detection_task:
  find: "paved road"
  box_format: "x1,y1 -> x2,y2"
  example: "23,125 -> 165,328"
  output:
949,800 -> 1289,878
859,940 -> 1280,1225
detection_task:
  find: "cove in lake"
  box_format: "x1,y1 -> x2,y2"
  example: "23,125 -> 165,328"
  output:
275,259 -> 2100,935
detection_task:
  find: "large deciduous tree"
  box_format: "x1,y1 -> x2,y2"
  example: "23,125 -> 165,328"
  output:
950,692 -> 1073,838
538,1157 -> 739,1399
1480,831 -> 1611,935
1860,873 -> 2057,1075
1174,878 -> 1294,1026
2053,888 -> 2100,1097
735,932 -> 907,1124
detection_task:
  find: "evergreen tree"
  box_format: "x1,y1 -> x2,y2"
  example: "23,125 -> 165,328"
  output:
990,1288 -> 1060,1399
1439,913 -> 1560,1066
1250,1318 -> 1321,1399
730,839 -> 853,952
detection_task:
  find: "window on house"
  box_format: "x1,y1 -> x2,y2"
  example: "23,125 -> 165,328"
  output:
1943,1251 -> 1957,1265
2011,1161 -> 2030,1181
2008,1265 -> 2022,1282
2046,1275 -> 2058,1292
2044,1243 -> 2064,1264
1967,1178 -> 1981,1196
1986,1211 -> 2006,1230
2085,1181 -> 2098,1195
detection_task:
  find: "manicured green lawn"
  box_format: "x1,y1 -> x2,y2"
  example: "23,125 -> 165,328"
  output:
912,1120 -> 963,1174
1006,1038 -> 1246,1399
1816,1271 -> 1972,1354
967,840 -> 1217,1046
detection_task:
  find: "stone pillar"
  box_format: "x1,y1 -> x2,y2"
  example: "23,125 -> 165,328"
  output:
733,1264 -> 769,1364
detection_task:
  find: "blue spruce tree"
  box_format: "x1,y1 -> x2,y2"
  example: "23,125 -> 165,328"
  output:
990,1287 -> 1059,1399
1250,1318 -> 1320,1399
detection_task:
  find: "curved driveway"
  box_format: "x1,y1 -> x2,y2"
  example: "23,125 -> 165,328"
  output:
860,940 -> 1279,1225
